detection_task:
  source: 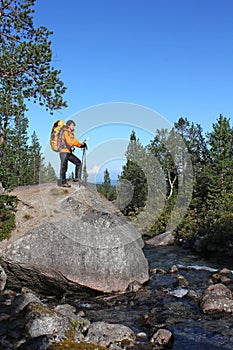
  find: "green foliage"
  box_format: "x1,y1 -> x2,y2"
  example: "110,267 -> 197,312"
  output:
48,341 -> 108,350
97,169 -> 116,201
0,0 -> 67,143
0,115 -> 43,190
0,194 -> 18,240
205,213 -> 233,247
121,115 -> 233,253
39,160 -> 57,184
119,131 -> 148,215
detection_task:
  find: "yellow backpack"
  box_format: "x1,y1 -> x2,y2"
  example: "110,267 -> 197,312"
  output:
50,120 -> 66,152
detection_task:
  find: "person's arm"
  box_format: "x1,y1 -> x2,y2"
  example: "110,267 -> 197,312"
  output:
72,137 -> 82,148
63,130 -> 82,148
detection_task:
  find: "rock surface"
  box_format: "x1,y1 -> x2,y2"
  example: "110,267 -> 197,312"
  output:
0,265 -> 7,291
145,230 -> 175,246
0,183 -> 149,293
201,283 -> 233,314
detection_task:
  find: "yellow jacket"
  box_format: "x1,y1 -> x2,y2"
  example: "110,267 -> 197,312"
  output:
60,129 -> 82,153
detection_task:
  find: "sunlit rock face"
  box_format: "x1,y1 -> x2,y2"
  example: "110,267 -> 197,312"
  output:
1,183 -> 149,293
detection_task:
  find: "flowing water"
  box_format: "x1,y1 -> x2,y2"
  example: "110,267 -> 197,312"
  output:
67,245 -> 233,350
1,245 -> 233,349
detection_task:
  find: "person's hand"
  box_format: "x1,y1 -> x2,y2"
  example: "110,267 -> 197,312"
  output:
81,142 -> 88,149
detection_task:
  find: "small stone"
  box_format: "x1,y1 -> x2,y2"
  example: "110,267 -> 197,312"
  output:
137,332 -> 147,339
127,280 -> 143,292
187,289 -> 200,301
170,265 -> 178,273
173,274 -> 189,288
150,328 -> 173,346
169,288 -> 188,298
220,275 -> 231,285
77,310 -> 85,317
219,268 -> 232,275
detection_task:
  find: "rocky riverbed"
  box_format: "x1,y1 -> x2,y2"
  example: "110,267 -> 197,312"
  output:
1,245 -> 233,350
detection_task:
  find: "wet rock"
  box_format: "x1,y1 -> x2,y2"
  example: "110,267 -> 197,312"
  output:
0,265 -> 7,291
138,312 -> 157,328
136,331 -> 147,339
173,274 -> 189,288
150,268 -> 167,274
146,231 -> 175,247
187,289 -> 200,301
85,321 -> 136,347
201,283 -> 233,314
168,288 -> 188,298
170,265 -> 178,273
127,280 -> 143,292
219,268 -> 232,275
150,328 -> 173,347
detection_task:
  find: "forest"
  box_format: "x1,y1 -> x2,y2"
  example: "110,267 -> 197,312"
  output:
98,114 -> 233,256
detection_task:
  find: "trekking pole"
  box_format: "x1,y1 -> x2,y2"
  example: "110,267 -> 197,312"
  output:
80,138 -> 88,180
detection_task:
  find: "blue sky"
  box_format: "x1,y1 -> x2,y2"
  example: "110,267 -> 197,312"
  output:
28,0 -> 233,182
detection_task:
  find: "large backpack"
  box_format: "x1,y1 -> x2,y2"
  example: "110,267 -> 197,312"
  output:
50,120 -> 66,152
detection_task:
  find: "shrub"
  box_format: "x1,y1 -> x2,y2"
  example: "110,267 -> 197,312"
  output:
0,195 -> 18,241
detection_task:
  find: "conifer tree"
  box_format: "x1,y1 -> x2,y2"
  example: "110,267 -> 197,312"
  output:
203,115 -> 233,216
97,168 -> 116,201
103,168 -> 111,193
0,0 -> 67,145
29,131 -> 41,184
0,114 -> 30,189
119,130 -> 147,214
39,159 -> 57,183
196,114 -> 233,249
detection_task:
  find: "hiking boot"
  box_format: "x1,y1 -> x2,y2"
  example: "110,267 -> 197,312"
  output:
62,183 -> 71,188
73,178 -> 81,182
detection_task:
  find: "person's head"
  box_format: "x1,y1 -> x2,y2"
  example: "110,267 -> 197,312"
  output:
66,120 -> 76,130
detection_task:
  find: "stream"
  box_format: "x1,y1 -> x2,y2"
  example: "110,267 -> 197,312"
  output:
1,245 -> 233,349
65,245 -> 233,350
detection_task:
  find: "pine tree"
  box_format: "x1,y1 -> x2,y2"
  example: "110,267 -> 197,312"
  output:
0,114 -> 30,189
28,131 -> 41,184
97,168 -> 116,201
207,114 -> 233,198
39,159 -> 57,183
119,130 -> 148,215
103,168 -> 111,193
195,115 -> 233,250
0,0 -> 67,145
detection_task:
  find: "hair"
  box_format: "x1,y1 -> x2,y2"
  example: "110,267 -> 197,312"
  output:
66,120 -> 76,127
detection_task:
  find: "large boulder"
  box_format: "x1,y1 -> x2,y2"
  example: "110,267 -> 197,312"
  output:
0,183 -> 149,293
200,283 -> 233,314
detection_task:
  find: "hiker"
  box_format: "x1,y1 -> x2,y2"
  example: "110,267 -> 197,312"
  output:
59,120 -> 86,187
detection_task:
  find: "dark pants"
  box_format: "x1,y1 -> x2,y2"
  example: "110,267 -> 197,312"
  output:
60,152 -> 81,184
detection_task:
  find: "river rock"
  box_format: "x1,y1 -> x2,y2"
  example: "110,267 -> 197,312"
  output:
169,287 -> 189,298
150,328 -> 173,346
145,230 -> 175,246
84,321 -> 136,347
25,301 -> 90,343
0,265 -> 7,291
0,183 -> 149,293
201,283 -> 233,314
